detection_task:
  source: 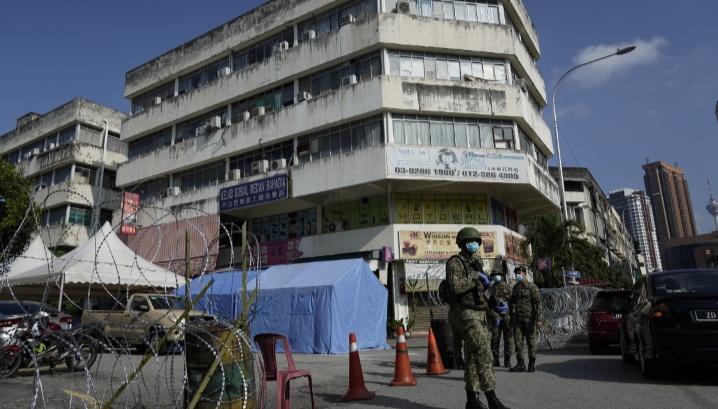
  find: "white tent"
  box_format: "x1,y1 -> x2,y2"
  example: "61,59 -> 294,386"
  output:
3,235 -> 54,276
3,222 -> 180,298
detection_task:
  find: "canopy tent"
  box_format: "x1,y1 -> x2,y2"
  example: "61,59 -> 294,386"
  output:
178,258 -> 390,354
1,222 -> 180,300
2,235 -> 54,276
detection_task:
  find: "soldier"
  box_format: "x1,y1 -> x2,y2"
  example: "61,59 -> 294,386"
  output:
446,226 -> 510,409
508,266 -> 543,373
489,270 -> 513,368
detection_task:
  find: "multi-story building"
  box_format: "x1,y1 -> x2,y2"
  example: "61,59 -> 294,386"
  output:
117,0 -> 559,319
549,167 -> 638,278
0,98 -> 127,251
642,160 -> 697,241
608,188 -> 662,274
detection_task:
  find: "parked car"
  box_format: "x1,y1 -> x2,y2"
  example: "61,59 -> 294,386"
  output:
0,301 -> 73,348
619,269 -> 718,378
587,289 -> 630,354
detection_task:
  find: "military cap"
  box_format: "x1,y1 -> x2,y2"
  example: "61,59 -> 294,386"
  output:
514,266 -> 527,273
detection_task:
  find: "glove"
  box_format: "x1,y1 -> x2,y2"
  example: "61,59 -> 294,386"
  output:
494,301 -> 508,317
477,272 -> 491,289
493,318 -> 501,327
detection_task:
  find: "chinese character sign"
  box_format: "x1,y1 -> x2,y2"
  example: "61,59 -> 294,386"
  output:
219,174 -> 288,211
120,192 -> 140,235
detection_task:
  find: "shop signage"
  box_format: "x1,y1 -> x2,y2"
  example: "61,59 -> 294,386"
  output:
219,174 -> 288,211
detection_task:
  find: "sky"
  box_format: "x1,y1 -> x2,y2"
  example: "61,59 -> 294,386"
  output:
1,1 -> 717,233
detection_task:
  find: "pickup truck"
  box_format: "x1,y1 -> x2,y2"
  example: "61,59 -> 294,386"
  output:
82,293 -> 215,354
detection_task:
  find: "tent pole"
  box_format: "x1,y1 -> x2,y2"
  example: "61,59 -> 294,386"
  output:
57,273 -> 65,312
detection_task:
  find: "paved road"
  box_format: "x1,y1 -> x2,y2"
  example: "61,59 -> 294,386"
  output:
1,335 -> 717,408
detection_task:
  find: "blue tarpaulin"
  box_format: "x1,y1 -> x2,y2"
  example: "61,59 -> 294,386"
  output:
177,258 -> 390,354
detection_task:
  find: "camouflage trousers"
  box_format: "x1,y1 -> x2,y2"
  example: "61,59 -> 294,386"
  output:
458,310 -> 495,392
448,309 -> 464,365
512,317 -> 537,360
491,318 -> 514,359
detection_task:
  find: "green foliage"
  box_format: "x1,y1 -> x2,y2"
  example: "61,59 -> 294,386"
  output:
520,212 -> 634,288
0,161 -> 40,262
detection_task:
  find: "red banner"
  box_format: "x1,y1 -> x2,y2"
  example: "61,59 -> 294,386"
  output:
120,192 -> 140,235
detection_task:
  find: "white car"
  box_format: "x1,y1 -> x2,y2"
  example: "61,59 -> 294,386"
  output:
0,301 -> 74,348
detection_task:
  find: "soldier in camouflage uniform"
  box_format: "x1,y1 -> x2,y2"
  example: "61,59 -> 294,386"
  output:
489,271 -> 513,368
446,227 -> 510,409
508,266 -> 543,373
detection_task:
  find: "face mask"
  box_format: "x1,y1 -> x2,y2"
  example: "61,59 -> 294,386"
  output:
516,274 -> 523,282
492,275 -> 502,282
465,241 -> 480,253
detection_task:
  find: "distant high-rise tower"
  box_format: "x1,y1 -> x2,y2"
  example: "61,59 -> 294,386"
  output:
642,161 -> 697,240
609,188 -> 663,273
706,179 -> 718,231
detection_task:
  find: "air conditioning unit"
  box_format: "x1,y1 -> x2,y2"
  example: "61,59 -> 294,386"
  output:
205,115 -> 222,131
514,78 -> 529,92
48,143 -> 56,150
270,158 -> 287,171
23,152 -> 31,160
251,107 -> 265,118
397,1 -> 416,14
238,111 -> 251,122
150,96 -> 162,106
167,186 -> 181,197
217,67 -> 231,78
297,91 -> 312,102
301,30 -> 316,42
31,148 -> 40,156
339,14 -> 355,26
195,126 -> 206,137
328,221 -> 343,232
273,41 -> 290,53
341,74 -> 357,87
251,159 -> 269,175
228,169 -> 242,181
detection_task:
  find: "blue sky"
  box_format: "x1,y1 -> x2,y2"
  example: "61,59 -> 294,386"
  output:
1,1 -> 717,233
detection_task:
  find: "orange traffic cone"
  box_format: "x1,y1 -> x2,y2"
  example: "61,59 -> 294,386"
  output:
389,326 -> 417,386
340,333 -> 376,401
425,327 -> 450,375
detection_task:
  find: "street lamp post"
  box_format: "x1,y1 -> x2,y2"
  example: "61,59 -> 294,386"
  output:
552,45 -> 636,220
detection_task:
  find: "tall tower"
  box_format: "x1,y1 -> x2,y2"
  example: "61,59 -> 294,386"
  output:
707,179 -> 718,231
642,161 -> 697,240
609,188 -> 663,273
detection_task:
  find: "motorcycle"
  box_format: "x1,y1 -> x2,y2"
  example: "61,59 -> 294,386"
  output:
0,313 -> 98,378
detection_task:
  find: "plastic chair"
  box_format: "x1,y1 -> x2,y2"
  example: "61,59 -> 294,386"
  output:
254,333 -> 315,409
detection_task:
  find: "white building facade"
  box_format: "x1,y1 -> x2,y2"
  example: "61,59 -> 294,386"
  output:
117,0 -> 559,319
0,98 -> 127,251
609,188 -> 662,274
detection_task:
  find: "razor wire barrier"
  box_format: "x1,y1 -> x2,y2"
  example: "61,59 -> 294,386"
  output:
415,263 -> 601,350
0,186 -> 263,409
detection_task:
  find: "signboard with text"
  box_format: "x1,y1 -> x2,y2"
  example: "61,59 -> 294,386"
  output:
387,146 -> 528,183
219,174 -> 288,211
398,230 -> 498,260
120,192 -> 140,235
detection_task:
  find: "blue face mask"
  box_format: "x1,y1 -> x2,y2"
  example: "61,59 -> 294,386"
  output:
465,241 -> 480,253
516,274 -> 524,282
492,275 -> 502,282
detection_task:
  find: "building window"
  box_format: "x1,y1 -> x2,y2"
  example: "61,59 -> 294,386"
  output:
73,165 -> 92,184
231,28 -> 293,72
388,50 -> 508,83
229,140 -> 294,179
128,127 -> 173,159
176,108 -> 228,144
58,126 -> 76,145
409,0 -> 500,23
492,126 -> 514,149
45,206 -> 66,226
68,206 -> 92,226
131,80 -> 175,115
321,195 -> 388,233
178,57 -> 231,95
176,160 -> 226,193
133,178 -> 170,204
251,207 -> 319,243
392,114 -> 516,149
297,0 -> 377,40
54,165 -> 72,185
298,51 -> 382,100
230,82 -> 294,124
296,115 -> 384,164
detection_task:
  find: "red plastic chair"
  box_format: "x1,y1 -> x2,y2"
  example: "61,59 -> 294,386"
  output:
254,333 -> 315,409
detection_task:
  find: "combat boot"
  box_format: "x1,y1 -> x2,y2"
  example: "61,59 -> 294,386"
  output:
455,356 -> 465,370
485,390 -> 511,409
466,390 -> 489,409
527,357 -> 536,372
508,358 -> 526,372
492,355 -> 500,367
504,356 -> 511,368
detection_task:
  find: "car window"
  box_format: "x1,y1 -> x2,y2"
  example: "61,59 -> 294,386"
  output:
652,271 -> 718,295
0,302 -> 27,315
592,293 -> 629,310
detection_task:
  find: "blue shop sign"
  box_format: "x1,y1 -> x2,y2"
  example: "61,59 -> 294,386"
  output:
219,174 -> 288,211
563,270 -> 581,278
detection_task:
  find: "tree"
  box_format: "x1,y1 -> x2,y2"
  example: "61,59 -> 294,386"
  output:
519,212 -> 583,287
0,160 -> 40,264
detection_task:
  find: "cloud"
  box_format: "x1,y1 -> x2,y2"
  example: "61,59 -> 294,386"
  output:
567,37 -> 669,89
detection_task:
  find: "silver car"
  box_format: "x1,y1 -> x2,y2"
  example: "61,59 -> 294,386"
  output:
0,301 -> 74,348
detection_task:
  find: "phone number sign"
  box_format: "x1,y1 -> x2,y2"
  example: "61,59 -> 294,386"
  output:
219,174 -> 288,211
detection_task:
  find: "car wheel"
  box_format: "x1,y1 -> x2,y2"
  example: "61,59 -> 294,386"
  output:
148,328 -> 168,355
638,340 -> 659,379
0,350 -> 22,378
589,342 -> 602,355
66,342 -> 97,371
